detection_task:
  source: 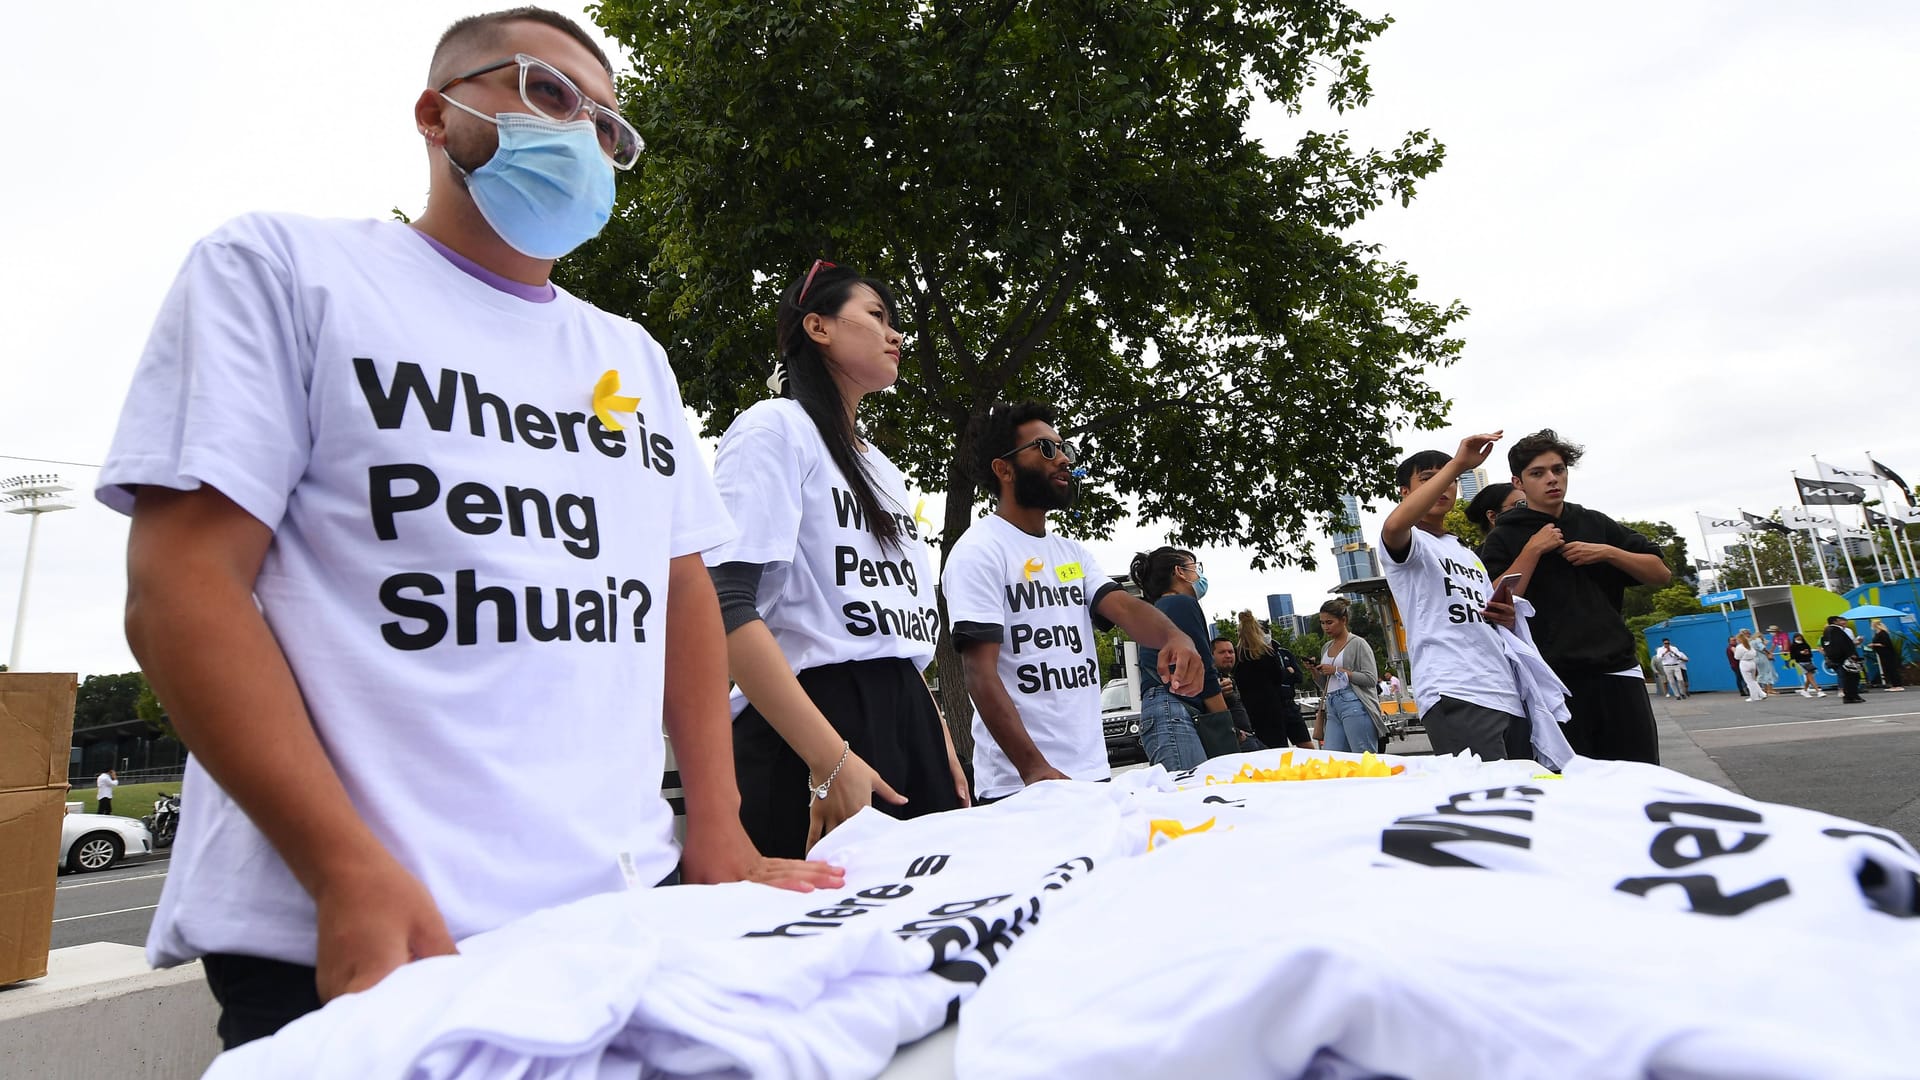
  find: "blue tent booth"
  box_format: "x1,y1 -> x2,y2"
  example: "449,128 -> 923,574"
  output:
1643,580 -> 1919,693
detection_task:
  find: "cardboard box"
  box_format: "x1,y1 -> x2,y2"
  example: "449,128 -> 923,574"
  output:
0,673 -> 77,986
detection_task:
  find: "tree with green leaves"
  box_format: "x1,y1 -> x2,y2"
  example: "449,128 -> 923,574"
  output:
1618,520 -> 1693,621
136,680 -> 179,743
72,672 -> 148,733
575,1 -> 1462,728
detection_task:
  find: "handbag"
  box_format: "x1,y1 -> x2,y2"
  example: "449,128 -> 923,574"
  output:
1194,708 -> 1243,760
1842,656 -> 1864,675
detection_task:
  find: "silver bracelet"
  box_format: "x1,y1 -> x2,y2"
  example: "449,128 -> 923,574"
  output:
810,741 -> 851,802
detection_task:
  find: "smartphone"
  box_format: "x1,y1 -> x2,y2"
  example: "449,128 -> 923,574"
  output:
1488,573 -> 1521,606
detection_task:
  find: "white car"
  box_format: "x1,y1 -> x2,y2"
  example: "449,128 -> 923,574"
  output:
60,812 -> 155,874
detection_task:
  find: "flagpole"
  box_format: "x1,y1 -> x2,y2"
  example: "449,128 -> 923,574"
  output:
1792,473 -> 1836,590
1695,515 -> 1720,592
1880,495 -> 1914,582
1812,457 -> 1862,590
1744,536 -> 1763,585
1867,452 -> 1916,582
1863,503 -> 1889,582
1785,529 -> 1808,585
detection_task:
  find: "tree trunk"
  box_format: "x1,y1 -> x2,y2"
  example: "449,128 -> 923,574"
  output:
935,418 -> 987,769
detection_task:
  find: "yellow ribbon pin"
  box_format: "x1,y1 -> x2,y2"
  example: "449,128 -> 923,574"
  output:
1022,557 -> 1045,582
592,370 -> 641,431
914,497 -> 935,534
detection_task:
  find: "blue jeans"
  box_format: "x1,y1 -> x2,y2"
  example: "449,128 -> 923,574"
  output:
1322,688 -> 1378,754
1140,687 -> 1207,773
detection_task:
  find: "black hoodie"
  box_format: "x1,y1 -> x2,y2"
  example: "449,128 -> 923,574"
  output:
1480,502 -> 1663,675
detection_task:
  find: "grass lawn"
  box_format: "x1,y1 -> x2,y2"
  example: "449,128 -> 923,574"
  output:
73,781 -> 181,823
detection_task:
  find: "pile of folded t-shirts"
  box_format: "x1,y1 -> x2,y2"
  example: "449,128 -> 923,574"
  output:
206,749 -> 1920,1079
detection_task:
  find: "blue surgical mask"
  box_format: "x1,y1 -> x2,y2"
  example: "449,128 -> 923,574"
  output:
1194,574 -> 1209,600
441,99 -> 615,259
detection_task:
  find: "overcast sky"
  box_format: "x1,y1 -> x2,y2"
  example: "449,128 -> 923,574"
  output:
2,2 -> 1916,678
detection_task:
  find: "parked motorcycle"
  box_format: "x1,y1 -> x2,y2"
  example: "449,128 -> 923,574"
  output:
143,792 -> 181,849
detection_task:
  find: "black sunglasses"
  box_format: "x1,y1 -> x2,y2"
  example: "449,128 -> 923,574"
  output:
999,437 -> 1080,463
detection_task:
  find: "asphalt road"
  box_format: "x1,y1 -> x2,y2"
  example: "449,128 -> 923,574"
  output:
1657,687 -> 1920,847
50,852 -> 170,950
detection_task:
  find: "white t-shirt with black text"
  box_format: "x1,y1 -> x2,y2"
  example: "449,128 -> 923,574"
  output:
941,515 -> 1115,798
962,758 -> 1920,1080
702,398 -> 937,714
96,214 -> 734,968
1381,526 -> 1524,717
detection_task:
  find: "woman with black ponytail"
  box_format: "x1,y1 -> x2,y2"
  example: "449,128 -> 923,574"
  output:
704,260 -> 968,857
1128,546 -> 1236,771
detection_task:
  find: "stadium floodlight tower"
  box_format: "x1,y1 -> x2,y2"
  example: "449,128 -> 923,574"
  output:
4,473 -> 75,671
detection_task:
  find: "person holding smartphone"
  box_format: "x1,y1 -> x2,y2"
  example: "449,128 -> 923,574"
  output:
1379,434 -> 1535,760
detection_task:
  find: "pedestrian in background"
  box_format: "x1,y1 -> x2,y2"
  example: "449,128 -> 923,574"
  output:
1463,482 -> 1524,550
1126,547 -> 1233,770
1655,639 -> 1689,700
1870,619 -> 1905,692
1733,630 -> 1766,703
1821,616 -> 1867,704
1311,598 -> 1383,754
1753,628 -> 1779,697
1229,612 -> 1315,749
1789,632 -> 1826,697
95,767 -> 119,815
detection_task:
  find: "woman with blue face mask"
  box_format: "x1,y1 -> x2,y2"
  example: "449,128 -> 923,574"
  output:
1129,547 -> 1239,770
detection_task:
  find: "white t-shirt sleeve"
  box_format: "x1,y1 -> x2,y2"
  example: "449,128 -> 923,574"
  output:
645,351 -> 734,559
96,221 -> 312,527
942,534 -> 1007,643
701,412 -> 803,567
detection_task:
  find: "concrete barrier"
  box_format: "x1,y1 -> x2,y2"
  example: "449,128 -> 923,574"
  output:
0,942 -> 220,1079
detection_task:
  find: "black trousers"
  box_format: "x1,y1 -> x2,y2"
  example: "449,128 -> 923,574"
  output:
202,953 -> 322,1049
95,797 -> 112,816
1557,669 -> 1660,764
735,657 -> 964,859
1835,659 -> 1866,701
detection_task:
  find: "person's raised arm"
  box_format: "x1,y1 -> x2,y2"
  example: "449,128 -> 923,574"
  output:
959,641 -> 1067,784
1096,590 -> 1203,696
126,485 -> 455,1002
663,554 -> 844,890
1381,432 -> 1502,559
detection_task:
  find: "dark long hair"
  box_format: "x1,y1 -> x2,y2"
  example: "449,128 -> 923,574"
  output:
774,263 -> 904,550
1129,546 -> 1193,602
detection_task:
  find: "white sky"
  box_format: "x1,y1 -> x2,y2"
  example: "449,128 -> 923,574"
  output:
3,2 -> 1917,677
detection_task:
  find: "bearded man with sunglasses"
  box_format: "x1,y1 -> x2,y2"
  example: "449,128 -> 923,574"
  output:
96,8 -> 839,1048
942,402 -> 1205,802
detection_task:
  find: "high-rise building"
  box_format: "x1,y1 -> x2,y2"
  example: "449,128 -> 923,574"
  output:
1267,593 -> 1294,622
1457,467 -> 1489,502
1331,494 -> 1381,582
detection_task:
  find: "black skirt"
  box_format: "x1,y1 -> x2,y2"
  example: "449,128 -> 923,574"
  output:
735,656 -> 964,859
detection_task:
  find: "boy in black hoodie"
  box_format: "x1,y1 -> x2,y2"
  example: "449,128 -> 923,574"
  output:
1480,430 -> 1672,762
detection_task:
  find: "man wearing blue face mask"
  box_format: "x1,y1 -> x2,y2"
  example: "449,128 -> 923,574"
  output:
95,7 -> 842,1050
